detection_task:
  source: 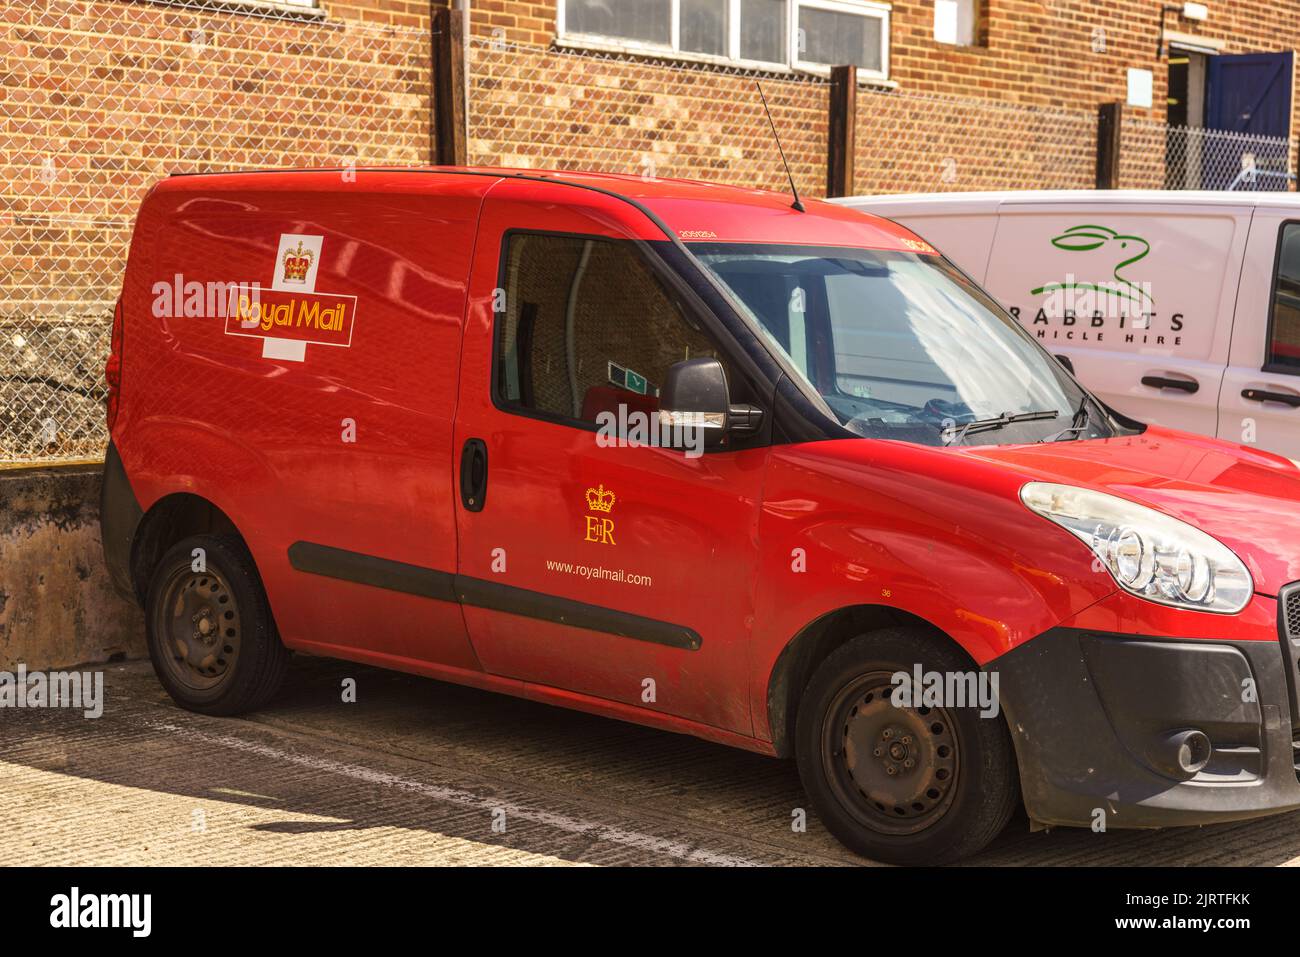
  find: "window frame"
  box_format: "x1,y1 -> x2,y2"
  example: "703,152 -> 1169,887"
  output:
490,228 -> 741,438
555,0 -> 891,82
154,0 -> 324,20
791,0 -> 890,81
1263,219 -> 1300,377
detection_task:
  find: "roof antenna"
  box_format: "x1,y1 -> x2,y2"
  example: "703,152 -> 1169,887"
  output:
756,81 -> 805,212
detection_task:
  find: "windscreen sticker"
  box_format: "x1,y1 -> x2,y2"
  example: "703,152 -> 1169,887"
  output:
607,361 -> 656,396
224,233 -> 357,363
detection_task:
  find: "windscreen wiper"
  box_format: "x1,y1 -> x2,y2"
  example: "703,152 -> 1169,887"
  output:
1039,395 -> 1093,443
943,409 -> 1058,446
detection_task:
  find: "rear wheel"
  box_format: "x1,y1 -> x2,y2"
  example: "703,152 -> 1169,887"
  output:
145,533 -> 289,715
795,628 -> 1017,865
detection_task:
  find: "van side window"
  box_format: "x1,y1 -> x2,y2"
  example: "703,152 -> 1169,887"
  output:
1268,223 -> 1300,373
495,233 -> 723,426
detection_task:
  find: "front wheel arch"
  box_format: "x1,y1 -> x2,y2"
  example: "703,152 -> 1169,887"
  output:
765,604 -> 973,759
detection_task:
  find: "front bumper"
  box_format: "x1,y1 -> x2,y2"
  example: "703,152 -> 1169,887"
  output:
993,602 -> 1300,829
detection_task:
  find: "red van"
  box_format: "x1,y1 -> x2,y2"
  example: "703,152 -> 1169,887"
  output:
103,168 -> 1300,865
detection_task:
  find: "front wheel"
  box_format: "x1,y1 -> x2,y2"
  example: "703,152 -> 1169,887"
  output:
145,533 -> 289,716
795,629 -> 1017,865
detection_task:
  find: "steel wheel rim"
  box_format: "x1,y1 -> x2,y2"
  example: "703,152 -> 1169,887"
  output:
822,670 -> 961,836
155,565 -> 242,692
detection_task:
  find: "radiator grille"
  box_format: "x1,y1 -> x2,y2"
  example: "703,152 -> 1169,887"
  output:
1280,584 -> 1300,774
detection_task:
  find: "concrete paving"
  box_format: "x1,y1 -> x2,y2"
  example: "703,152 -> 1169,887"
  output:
3,655 -> 1300,866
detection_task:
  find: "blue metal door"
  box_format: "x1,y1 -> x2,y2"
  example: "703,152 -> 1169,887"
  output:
1204,51 -> 1293,189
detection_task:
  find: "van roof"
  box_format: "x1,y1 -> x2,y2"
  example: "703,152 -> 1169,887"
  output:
156,166 -> 931,253
833,188 -> 1300,211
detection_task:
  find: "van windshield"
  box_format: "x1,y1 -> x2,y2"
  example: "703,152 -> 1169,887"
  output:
690,243 -> 1114,447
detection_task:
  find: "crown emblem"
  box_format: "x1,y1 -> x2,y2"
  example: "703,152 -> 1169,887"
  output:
585,483 -> 615,513
282,241 -> 314,283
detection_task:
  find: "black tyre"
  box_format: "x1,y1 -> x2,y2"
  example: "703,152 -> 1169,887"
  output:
145,533 -> 289,716
795,628 -> 1017,865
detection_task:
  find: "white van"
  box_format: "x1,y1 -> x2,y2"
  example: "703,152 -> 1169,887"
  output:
834,191 -> 1300,459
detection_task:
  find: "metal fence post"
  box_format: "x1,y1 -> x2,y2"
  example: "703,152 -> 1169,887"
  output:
827,65 -> 857,198
1096,101 -> 1122,189
432,6 -> 467,167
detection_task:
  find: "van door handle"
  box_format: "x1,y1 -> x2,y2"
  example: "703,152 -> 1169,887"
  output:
1242,388 -> 1300,408
1141,375 -> 1199,394
460,438 -> 488,511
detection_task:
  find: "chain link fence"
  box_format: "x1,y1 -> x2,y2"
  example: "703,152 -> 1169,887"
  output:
4,13 -> 1297,464
1120,116 -> 1295,190
2,0 -> 430,463
853,87 -> 1098,193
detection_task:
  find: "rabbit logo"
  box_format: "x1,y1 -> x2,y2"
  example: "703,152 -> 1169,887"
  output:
1030,224 -> 1154,311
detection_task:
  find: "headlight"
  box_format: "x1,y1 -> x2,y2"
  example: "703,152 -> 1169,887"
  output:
1020,482 -> 1253,614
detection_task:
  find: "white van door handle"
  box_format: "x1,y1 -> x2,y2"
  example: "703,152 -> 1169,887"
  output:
1242,388 -> 1300,408
1141,375 -> 1199,394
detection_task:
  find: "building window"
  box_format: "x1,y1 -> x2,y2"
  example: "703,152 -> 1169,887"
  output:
564,0 -> 673,46
557,0 -> 891,81
679,0 -> 725,55
740,0 -> 788,63
161,0 -> 322,14
794,1 -> 888,75
933,0 -> 977,47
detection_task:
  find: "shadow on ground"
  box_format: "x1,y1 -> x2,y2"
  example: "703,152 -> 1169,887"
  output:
2,655 -> 1298,866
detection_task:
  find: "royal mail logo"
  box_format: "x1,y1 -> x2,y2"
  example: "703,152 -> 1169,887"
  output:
583,483 -> 616,545
585,483 -> 616,513
223,233 -> 355,362
274,234 -> 322,291
281,240 -> 315,284
224,290 -> 355,347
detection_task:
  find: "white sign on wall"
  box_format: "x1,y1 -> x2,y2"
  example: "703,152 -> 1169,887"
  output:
933,0 -> 974,46
1127,68 -> 1154,109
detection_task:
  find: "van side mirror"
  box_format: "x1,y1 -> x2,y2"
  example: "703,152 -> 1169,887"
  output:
1055,353 -> 1076,374
659,357 -> 763,450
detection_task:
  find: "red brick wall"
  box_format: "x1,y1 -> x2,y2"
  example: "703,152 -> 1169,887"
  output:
464,2 -> 825,194
466,1 -> 1300,196
477,1 -> 1300,124
3,0 -> 440,318
887,0 -> 1300,149
467,39 -> 828,195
